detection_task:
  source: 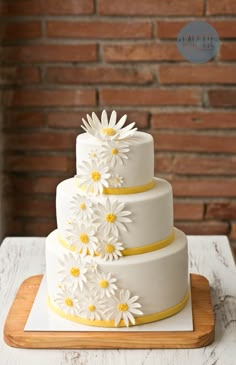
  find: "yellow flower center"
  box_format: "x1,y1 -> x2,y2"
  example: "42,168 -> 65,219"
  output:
118,303 -> 128,312
80,233 -> 89,244
90,171 -> 101,182
70,267 -> 80,277
91,152 -> 97,158
88,304 -> 96,312
112,148 -> 118,155
99,279 -> 109,288
64,297 -> 73,307
80,203 -> 86,210
101,128 -> 116,136
106,213 -> 116,223
105,243 -> 115,253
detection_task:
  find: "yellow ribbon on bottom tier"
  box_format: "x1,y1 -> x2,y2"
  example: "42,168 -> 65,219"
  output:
48,290 -> 189,328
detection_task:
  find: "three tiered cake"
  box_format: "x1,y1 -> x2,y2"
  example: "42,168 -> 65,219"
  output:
45,110 -> 189,328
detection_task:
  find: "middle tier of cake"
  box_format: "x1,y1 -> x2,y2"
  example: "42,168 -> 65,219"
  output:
56,177 -> 173,251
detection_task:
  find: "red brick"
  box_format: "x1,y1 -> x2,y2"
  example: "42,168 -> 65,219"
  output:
117,111 -> 149,129
220,43 -> 236,61
159,65 -> 236,84
100,88 -> 201,106
152,112 -> 236,129
172,178 -> 236,197
48,112 -> 87,129
47,21 -> 151,39
207,0 -> 236,15
174,202 -> 204,220
153,132 -> 236,154
175,221 -> 230,235
5,132 -> 77,151
48,110 -> 149,130
17,67 -> 40,84
99,0 -> 204,15
47,66 -> 153,85
230,223 -> 236,239
4,198 -> 13,217
2,44 -> 97,63
0,0 -> 94,15
0,21 -> 41,41
103,43 -> 181,62
5,219 -> 24,236
5,155 -> 75,172
12,198 -> 55,218
208,90 -> 236,107
11,177 -> 62,194
157,21 -> 187,39
4,89 -> 96,107
157,20 -> 236,39
206,203 -> 236,220
4,111 -> 45,128
155,154 -> 174,173
0,67 -> 40,85
174,155 -> 236,176
209,21 -> 236,38
24,220 -> 56,236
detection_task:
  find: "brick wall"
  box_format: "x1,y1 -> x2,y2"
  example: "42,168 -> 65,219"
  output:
1,0 -> 236,246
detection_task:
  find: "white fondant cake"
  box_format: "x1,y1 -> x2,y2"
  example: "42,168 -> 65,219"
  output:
76,131 -> 154,188
45,110 -> 188,328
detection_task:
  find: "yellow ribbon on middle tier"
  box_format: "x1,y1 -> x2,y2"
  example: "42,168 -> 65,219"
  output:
74,178 -> 156,195
58,230 -> 175,257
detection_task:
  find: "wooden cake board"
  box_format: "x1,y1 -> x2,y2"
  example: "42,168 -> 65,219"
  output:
4,274 -> 214,349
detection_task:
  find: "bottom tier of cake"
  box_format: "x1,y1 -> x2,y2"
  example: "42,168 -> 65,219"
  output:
45,228 -> 188,327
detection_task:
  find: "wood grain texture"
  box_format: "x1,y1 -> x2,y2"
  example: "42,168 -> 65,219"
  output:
3,274 -> 214,349
0,236 -> 236,364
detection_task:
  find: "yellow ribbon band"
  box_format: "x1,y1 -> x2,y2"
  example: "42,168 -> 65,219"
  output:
122,230 -> 175,256
75,178 -> 155,195
58,230 -> 175,257
48,290 -> 189,328
103,179 -> 155,195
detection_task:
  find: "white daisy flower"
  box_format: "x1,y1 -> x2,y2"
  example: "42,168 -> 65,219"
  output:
66,218 -> 73,225
66,222 -> 98,256
100,140 -> 129,167
58,252 -> 88,290
97,236 -> 124,261
94,198 -> 132,237
84,258 -> 101,282
89,149 -> 99,160
79,293 -> 105,320
76,159 -> 110,195
70,194 -> 94,221
108,174 -> 124,188
92,272 -> 118,298
85,259 -> 99,274
105,289 -> 143,327
81,110 -> 137,141
54,285 -> 80,316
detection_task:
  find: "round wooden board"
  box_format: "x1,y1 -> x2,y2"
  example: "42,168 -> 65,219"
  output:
3,273 -> 214,349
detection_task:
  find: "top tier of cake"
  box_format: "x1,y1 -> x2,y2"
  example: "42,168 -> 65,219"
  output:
76,131 -> 154,190
74,110 -> 155,195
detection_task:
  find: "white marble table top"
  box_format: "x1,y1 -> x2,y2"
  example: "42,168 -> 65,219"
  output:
0,236 -> 236,365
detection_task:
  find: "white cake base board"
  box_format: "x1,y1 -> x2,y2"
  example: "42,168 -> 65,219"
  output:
24,275 -> 193,332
